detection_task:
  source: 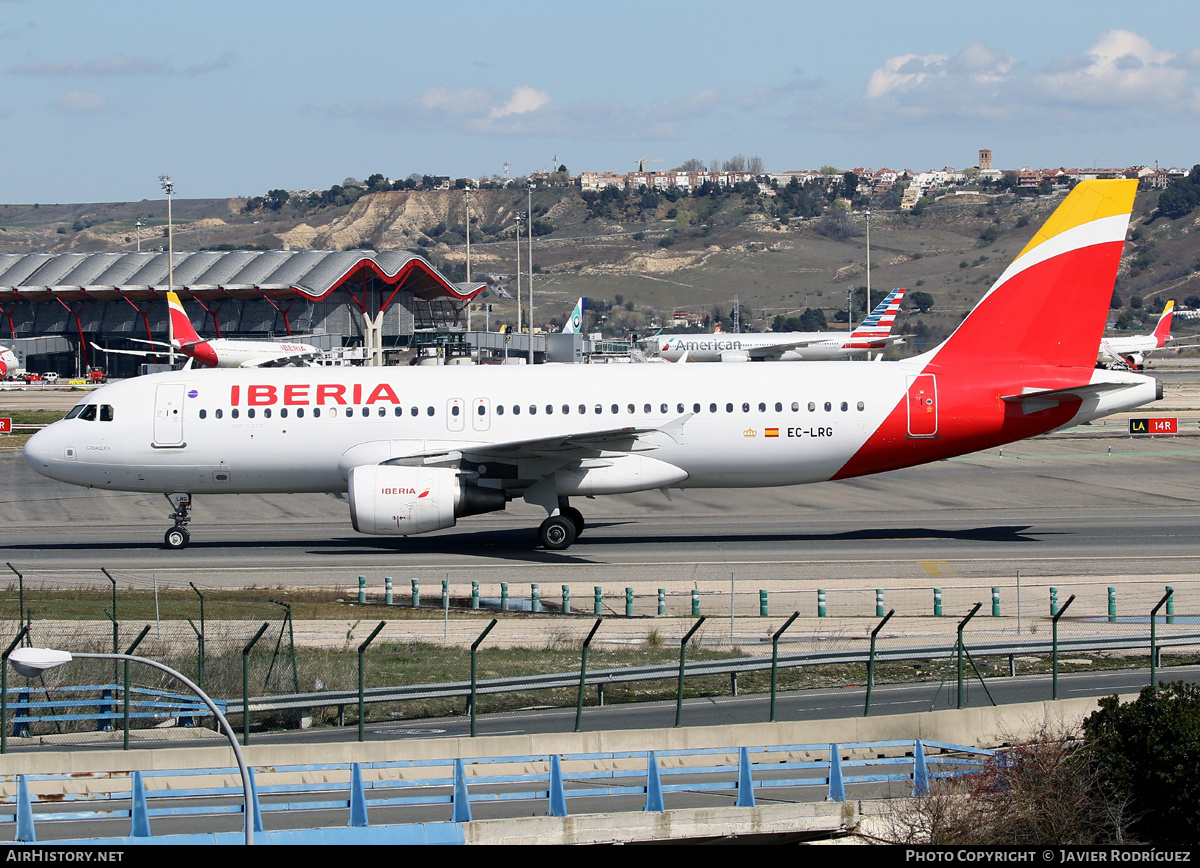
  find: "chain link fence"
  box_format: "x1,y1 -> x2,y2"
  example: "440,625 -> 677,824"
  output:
1,569 -> 1196,747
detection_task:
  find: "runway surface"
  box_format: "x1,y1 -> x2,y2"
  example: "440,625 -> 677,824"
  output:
3,427 -> 1200,598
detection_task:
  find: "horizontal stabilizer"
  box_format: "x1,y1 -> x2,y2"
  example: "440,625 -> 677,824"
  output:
1001,382 -> 1136,413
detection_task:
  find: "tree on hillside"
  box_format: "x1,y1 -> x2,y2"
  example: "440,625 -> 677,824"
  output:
1153,165 -> 1200,221
843,171 -> 859,200
909,291 -> 935,313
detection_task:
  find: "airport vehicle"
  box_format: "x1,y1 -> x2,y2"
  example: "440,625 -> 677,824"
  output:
647,288 -> 907,362
0,345 -> 18,378
1097,300 -> 1175,370
24,181 -> 1159,551
92,291 -> 323,369
562,298 -> 587,334
41,373 -> 59,384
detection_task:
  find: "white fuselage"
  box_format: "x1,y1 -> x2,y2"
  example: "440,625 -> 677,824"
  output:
651,332 -> 874,362
24,361 -> 1157,500
187,338 -> 320,368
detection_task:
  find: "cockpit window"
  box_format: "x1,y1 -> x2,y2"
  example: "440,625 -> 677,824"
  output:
65,405 -> 84,420
78,405 -> 97,421
100,405 -> 114,422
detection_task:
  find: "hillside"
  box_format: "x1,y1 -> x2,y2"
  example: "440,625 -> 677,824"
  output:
2,185 -> 1198,349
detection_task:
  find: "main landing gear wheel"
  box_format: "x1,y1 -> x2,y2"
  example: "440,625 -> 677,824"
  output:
164,527 -> 190,550
560,506 -> 585,537
538,515 -> 577,551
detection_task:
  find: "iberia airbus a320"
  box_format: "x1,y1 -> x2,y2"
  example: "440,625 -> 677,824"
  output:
26,180 -> 1159,550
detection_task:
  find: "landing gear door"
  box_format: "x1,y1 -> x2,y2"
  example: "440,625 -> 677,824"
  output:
906,374 -> 938,438
153,383 -> 186,447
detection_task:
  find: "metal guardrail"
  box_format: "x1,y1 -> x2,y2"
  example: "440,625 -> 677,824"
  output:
223,630 -> 1200,716
0,738 -> 992,843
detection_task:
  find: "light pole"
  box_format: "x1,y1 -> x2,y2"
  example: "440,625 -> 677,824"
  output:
527,180 -> 535,364
464,186 -> 472,333
8,647 -> 254,845
135,218 -> 143,252
865,209 -> 871,318
514,213 -> 523,334
159,175 -> 176,367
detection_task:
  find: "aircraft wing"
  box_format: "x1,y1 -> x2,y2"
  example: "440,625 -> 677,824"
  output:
239,352 -> 322,368
381,416 -> 694,467
746,337 -> 837,361
90,342 -> 158,358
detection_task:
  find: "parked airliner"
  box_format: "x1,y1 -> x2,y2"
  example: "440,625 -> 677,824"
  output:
25,181 -> 1159,551
92,291 -> 323,368
648,287 -> 906,362
0,344 -> 18,378
1097,300 -> 1175,370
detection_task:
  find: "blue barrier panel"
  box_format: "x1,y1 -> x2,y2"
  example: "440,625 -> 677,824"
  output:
827,743 -> 845,802
913,739 -> 930,796
451,759 -> 471,823
350,763 -> 368,828
736,746 -> 755,808
644,751 -> 664,812
129,771 -> 151,838
246,766 -> 264,833
16,775 -> 35,843
549,755 -> 567,818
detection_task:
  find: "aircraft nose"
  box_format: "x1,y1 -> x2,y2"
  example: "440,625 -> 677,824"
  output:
23,426 -> 57,477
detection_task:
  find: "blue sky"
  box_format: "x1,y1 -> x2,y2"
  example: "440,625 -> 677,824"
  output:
3,0 -> 1198,203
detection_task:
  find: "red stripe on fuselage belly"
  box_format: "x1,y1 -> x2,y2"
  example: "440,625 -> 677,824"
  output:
832,368 -> 1084,480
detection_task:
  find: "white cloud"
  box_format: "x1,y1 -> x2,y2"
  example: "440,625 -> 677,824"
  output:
488,86 -> 551,119
53,91 -> 110,114
838,30 -> 1200,132
328,85 -> 722,142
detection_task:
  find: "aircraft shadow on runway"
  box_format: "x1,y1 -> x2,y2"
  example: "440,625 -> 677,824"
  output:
0,523 -> 1058,564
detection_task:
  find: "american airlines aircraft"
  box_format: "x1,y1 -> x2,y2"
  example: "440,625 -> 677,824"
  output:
648,287 -> 907,362
25,180 -> 1159,551
1097,300 -> 1174,370
92,291 -> 323,369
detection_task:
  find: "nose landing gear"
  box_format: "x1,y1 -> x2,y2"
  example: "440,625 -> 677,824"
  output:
164,492 -> 192,549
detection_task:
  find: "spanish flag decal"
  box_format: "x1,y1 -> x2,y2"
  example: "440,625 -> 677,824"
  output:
765,428 -> 779,438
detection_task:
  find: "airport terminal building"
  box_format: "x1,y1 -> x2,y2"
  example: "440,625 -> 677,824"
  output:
0,250 -> 483,376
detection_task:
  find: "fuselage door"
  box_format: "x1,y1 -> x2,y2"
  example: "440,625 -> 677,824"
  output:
472,397 -> 491,432
153,383 -> 186,447
906,374 -> 938,438
447,397 -> 465,432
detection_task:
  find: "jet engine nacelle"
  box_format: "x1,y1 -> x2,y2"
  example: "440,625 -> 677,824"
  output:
347,465 -> 505,536
719,349 -> 750,362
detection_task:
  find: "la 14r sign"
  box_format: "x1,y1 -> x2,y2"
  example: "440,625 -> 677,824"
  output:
1129,417 -> 1178,435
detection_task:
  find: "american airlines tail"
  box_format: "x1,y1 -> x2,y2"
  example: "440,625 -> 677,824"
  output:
850,287 -> 905,339
167,291 -> 203,349
1152,300 -> 1175,348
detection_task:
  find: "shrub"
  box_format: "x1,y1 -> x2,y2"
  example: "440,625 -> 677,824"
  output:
1083,682 -> 1200,843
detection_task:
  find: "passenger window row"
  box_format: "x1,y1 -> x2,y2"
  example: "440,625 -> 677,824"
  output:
195,400 -> 867,421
